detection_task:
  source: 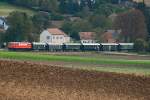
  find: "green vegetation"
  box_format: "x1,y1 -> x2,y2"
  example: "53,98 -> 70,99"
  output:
0,51 -> 150,76
0,2 -> 35,16
69,66 -> 150,76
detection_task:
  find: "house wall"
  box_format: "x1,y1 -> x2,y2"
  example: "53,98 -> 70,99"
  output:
40,30 -> 52,43
81,40 -> 96,43
0,19 -> 8,30
51,35 -> 65,44
40,30 -> 70,44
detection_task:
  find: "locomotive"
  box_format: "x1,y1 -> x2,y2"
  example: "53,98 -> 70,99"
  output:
7,42 -> 134,52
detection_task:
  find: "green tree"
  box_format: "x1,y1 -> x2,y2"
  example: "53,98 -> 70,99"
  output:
61,19 -> 92,40
5,12 -> 34,42
89,14 -> 112,29
32,12 -> 51,33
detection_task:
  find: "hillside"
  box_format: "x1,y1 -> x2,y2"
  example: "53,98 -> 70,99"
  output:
0,2 -> 35,16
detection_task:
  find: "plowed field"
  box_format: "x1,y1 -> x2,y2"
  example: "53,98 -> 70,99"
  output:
0,60 -> 149,100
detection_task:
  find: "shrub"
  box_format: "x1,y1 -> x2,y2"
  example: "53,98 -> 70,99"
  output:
134,39 -> 147,52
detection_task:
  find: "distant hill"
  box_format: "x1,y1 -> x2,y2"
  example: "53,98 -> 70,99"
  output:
0,2 -> 35,17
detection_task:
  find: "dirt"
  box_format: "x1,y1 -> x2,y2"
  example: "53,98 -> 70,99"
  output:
0,60 -> 149,100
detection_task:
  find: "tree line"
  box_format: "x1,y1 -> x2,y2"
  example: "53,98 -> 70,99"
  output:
1,0 -> 126,15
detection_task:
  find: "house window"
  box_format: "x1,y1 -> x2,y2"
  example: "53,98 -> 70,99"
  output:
56,36 -> 59,39
60,37 -> 63,39
47,36 -> 50,40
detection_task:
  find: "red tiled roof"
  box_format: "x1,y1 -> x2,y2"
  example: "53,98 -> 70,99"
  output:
79,32 -> 95,40
103,32 -> 116,43
47,28 -> 67,36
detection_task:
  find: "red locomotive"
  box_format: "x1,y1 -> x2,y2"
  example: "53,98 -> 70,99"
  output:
8,42 -> 32,50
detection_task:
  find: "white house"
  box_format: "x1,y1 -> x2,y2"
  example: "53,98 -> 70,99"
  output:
79,32 -> 96,43
0,17 -> 8,31
40,28 -> 70,44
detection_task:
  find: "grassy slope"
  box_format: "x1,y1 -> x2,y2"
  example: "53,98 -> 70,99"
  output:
0,51 -> 150,76
0,2 -> 35,16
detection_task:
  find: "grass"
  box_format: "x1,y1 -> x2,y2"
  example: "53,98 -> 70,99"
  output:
67,66 -> 150,76
0,2 -> 35,16
0,51 -> 150,75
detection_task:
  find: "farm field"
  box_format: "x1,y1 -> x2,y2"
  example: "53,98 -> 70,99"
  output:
0,60 -> 149,100
0,2 -> 35,16
0,51 -> 150,75
0,51 -> 150,99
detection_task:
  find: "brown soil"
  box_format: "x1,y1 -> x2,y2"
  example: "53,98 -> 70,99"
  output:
0,60 -> 149,100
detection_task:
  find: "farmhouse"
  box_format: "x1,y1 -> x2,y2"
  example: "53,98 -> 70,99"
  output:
79,32 -> 96,43
102,30 -> 120,43
40,28 -> 70,44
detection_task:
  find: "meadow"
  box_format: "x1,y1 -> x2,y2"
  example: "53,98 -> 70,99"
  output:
0,2 -> 35,16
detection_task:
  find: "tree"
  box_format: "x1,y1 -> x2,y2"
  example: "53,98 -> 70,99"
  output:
32,12 -> 51,33
137,2 -> 150,41
61,19 -> 92,40
89,14 -> 112,28
114,9 -> 148,42
5,12 -> 34,42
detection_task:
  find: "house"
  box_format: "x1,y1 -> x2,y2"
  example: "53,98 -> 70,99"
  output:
133,0 -> 150,7
0,17 -> 8,31
79,32 -> 96,43
40,28 -> 70,44
102,30 -> 121,43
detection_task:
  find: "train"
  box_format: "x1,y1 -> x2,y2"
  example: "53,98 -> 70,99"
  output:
7,42 -> 134,52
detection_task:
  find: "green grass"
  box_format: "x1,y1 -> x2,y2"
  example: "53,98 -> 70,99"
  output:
0,2 -> 35,16
0,51 -> 150,65
0,51 -> 150,76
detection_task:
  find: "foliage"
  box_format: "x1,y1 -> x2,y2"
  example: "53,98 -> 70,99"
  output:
61,20 -> 93,40
32,12 -> 51,33
89,14 -> 112,29
114,9 -> 148,42
136,2 -> 150,40
134,38 -> 147,52
51,13 -> 64,20
4,12 -> 34,42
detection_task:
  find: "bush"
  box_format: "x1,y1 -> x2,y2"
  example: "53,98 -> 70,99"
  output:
134,39 -> 147,52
